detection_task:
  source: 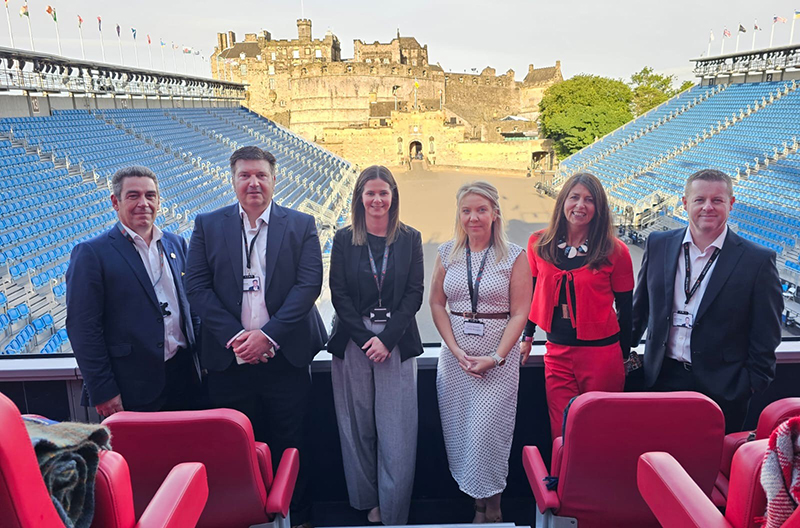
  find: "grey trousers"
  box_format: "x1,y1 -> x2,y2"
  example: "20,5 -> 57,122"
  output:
332,317 -> 418,525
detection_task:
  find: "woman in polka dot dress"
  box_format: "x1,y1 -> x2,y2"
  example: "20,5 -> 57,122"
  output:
429,181 -> 532,523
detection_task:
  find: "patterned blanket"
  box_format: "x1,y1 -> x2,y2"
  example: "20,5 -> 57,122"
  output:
23,415 -> 111,528
761,416 -> 800,528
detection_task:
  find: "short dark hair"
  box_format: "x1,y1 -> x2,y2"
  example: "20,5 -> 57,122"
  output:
229,146 -> 277,176
684,169 -> 733,197
111,166 -> 158,198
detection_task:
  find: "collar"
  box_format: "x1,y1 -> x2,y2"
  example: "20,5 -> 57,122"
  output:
683,224 -> 727,253
238,201 -> 272,229
119,221 -> 162,246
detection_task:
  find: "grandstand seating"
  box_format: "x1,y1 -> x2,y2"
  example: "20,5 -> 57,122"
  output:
559,80 -> 800,272
0,106 -> 355,356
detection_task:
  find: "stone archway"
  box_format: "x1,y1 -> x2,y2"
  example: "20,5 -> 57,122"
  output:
409,141 -> 423,159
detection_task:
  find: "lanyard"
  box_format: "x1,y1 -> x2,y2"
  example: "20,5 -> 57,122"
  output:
466,243 -> 491,315
240,216 -> 265,270
119,223 -> 165,287
683,242 -> 721,304
367,243 -> 390,307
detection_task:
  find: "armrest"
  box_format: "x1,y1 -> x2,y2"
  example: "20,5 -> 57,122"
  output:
637,453 -> 730,528
522,445 -> 560,513
135,463 -> 208,528
550,437 -> 564,476
265,448 -> 299,518
720,431 -> 750,477
93,450 -> 136,528
255,441 -> 274,490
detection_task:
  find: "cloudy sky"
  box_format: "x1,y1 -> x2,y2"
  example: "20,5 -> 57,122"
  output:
4,0 -> 799,85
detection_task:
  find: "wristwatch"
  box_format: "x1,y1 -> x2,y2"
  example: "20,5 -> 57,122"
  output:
490,352 -> 506,367
521,335 -> 533,343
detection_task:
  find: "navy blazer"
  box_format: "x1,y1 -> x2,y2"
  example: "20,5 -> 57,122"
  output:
327,225 -> 424,362
66,225 -> 198,409
631,227 -> 783,402
186,202 -> 327,372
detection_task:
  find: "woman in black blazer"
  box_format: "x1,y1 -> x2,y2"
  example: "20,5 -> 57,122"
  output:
328,165 -> 424,526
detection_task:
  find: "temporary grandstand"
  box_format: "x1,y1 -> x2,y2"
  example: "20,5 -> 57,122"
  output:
556,43 -> 800,285
0,47 -> 357,357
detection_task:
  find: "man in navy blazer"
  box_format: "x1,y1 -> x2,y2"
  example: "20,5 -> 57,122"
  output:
66,166 -> 201,417
632,169 -> 782,433
186,146 -> 327,527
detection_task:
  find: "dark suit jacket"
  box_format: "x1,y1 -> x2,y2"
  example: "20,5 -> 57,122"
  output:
66,225 -> 199,409
327,225 -> 424,362
185,202 -> 327,372
631,227 -> 782,402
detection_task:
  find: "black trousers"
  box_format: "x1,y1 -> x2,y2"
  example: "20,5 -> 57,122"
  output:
207,353 -> 313,525
652,357 -> 750,435
129,347 -> 203,412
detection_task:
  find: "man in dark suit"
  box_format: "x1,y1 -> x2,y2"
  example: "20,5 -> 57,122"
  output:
66,166 -> 201,417
632,169 -> 782,433
186,146 -> 327,528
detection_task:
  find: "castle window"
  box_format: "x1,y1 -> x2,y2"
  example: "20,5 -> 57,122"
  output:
473,78 -> 478,85
383,58 -> 389,64
459,76 -> 464,83
240,64 -> 247,76
412,59 -> 417,66
280,100 -> 286,107
268,64 -> 275,75
305,48 -> 311,55
315,49 -> 322,58
269,78 -> 276,90
422,70 -> 427,77
301,68 -> 307,76
366,58 -> 372,63
271,52 -> 276,60
322,66 -> 328,74
347,65 -> 353,73
485,78 -> 490,85
292,49 -> 300,59
370,67 -> 376,74
392,67 -> 397,75
408,68 -> 412,75
495,127 -> 501,132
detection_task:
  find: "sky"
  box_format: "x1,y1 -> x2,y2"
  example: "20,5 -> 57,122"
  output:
3,0 -> 800,86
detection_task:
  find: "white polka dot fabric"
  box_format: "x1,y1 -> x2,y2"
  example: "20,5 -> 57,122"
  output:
435,240 -> 523,499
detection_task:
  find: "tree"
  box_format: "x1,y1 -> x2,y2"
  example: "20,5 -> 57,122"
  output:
629,67 -> 694,116
539,75 -> 633,158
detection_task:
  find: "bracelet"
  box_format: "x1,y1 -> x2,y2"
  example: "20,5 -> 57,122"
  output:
521,335 -> 533,343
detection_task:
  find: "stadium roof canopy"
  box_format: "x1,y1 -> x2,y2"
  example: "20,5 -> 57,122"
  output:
691,42 -> 800,78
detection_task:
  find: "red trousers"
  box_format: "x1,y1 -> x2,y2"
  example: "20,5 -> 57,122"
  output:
544,341 -> 625,440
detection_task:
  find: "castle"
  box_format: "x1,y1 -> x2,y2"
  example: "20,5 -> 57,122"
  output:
211,19 -> 562,171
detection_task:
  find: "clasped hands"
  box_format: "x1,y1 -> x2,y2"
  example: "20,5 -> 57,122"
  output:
362,336 -> 390,362
232,330 -> 274,364
454,348 -> 496,379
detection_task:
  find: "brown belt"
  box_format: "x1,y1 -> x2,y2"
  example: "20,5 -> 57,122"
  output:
450,310 -> 510,320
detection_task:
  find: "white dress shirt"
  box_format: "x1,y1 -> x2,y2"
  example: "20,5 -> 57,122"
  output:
666,225 -> 727,363
120,223 -> 187,361
227,203 -> 278,359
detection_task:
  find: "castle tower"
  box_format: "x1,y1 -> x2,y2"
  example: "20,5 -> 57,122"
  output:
297,19 -> 312,41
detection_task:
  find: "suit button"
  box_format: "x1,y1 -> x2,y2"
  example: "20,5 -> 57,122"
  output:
157,342 -> 164,348
237,301 -> 242,306
662,341 -> 667,347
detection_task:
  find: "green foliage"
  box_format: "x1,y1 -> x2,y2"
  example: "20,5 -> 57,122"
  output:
629,67 -> 695,116
539,75 -> 633,158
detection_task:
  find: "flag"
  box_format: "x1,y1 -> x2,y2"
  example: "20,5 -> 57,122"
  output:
131,27 -> 137,40
160,39 -> 165,47
723,27 -> 732,38
738,24 -> 746,33
77,15 -> 83,28
795,10 -> 800,19
172,43 -> 179,50
116,24 -> 120,37
774,15 -> 787,23
97,16 -> 102,31
183,46 -> 192,54
19,3 -> 28,17
709,30 -> 714,41
147,35 -> 151,44
754,20 -> 761,31
193,49 -> 200,55
46,5 -> 57,22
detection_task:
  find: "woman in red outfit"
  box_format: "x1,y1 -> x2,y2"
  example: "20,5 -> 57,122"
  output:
520,173 -> 634,440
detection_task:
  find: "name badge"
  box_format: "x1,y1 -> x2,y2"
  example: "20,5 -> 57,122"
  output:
243,275 -> 261,292
370,307 -> 391,323
673,310 -> 693,329
463,319 -> 485,336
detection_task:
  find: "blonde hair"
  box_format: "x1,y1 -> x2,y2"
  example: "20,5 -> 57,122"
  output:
450,181 -> 509,264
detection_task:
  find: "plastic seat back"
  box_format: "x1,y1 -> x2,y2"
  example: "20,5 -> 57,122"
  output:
754,398 -> 800,440
555,392 -> 725,528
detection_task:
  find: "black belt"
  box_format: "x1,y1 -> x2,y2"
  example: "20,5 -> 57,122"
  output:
450,310 -> 510,320
666,357 -> 692,371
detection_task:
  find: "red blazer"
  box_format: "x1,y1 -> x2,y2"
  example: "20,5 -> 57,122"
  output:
527,232 -> 633,340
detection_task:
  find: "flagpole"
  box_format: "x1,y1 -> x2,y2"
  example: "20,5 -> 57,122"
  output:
172,44 -> 177,72
99,29 -> 106,62
182,50 -> 187,73
791,17 -> 797,45
78,25 -> 85,59
721,34 -> 726,55
770,23 -> 776,47
735,31 -> 741,53
4,3 -> 14,48
160,43 -> 165,70
148,42 -> 153,68
752,23 -> 757,50
54,17 -> 62,55
132,34 -> 139,67
25,11 -> 35,51
707,32 -> 712,57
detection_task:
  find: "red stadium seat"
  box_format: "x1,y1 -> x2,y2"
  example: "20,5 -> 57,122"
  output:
104,409 -> 299,528
716,397 -> 800,506
0,392 -> 208,528
522,392 -> 724,528
637,439 -> 787,528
